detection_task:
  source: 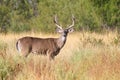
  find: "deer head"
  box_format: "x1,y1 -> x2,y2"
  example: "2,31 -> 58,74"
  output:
54,15 -> 75,49
54,15 -> 75,37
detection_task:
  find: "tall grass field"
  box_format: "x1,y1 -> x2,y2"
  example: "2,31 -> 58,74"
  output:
0,31 -> 120,80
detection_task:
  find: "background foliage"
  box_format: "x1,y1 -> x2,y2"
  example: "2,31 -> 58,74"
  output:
0,0 -> 120,33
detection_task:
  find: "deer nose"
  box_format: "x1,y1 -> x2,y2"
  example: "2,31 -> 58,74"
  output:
64,30 -> 68,33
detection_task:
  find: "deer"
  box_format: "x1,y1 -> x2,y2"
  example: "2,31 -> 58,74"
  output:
16,15 -> 75,60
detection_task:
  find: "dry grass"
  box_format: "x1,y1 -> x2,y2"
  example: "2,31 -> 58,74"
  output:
0,31 -> 120,80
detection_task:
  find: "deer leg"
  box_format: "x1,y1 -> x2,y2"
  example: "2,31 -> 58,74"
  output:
49,55 -> 54,60
24,53 -> 30,57
21,48 -> 31,57
49,52 -> 56,61
21,51 -> 30,57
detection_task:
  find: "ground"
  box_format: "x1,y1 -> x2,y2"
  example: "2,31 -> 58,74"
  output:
0,31 -> 120,80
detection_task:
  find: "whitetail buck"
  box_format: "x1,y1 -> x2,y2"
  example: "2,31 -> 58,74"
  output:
16,15 -> 75,60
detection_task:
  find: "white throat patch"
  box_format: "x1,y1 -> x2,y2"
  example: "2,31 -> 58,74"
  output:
61,36 -> 65,42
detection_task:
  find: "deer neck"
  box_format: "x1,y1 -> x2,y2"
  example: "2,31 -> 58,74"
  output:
57,34 -> 67,49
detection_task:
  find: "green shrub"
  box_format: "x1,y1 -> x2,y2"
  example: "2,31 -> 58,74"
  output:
0,0 -> 119,33
10,22 -> 31,33
0,58 -> 12,80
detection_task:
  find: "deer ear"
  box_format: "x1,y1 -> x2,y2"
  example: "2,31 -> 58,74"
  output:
56,27 -> 63,33
68,27 -> 74,33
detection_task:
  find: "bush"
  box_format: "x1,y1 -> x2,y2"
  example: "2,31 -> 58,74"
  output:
0,0 -> 119,33
10,22 -> 31,33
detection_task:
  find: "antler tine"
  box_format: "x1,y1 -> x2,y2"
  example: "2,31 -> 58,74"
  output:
68,15 -> 75,28
54,15 -> 62,29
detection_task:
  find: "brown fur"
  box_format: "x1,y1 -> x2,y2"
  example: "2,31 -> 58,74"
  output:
16,36 -> 61,60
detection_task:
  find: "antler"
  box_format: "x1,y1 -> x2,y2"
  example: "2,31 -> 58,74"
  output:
54,15 -> 62,29
67,15 -> 75,29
